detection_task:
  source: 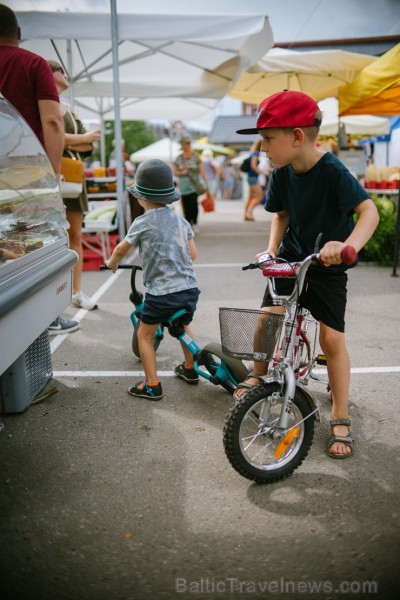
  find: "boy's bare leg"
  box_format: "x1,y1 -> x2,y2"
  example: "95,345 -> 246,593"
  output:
137,322 -> 160,385
319,323 -> 352,457
179,325 -> 196,366
233,306 -> 283,400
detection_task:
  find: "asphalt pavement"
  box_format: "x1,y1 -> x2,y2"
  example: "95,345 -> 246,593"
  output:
1,199 -> 399,600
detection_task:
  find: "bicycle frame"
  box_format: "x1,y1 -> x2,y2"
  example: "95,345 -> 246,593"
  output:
272,305 -> 320,384
164,309 -> 241,388
127,266 -> 165,346
100,263 -> 248,393
255,255 -> 324,428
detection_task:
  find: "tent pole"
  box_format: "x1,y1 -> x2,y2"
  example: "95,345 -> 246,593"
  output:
66,40 -> 74,110
391,187 -> 400,277
99,100 -> 106,169
110,0 -> 126,239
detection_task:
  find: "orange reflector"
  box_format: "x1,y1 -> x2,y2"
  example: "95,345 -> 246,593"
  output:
274,427 -> 300,459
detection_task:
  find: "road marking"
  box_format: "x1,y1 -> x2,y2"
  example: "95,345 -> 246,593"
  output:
53,366 -> 400,377
49,256 -> 399,378
315,366 -> 400,374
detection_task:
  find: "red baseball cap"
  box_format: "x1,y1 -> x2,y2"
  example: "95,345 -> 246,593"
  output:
236,90 -> 321,134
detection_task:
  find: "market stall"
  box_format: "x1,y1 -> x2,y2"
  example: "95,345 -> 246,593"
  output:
339,43 -> 400,276
0,96 -> 77,413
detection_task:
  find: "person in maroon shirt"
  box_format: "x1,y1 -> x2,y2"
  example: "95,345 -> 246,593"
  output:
0,3 -> 64,178
0,4 -> 78,334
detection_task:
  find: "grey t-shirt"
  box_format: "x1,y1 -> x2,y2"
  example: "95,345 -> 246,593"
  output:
125,207 -> 198,295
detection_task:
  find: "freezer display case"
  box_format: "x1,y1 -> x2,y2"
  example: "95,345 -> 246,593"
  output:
0,94 -> 77,412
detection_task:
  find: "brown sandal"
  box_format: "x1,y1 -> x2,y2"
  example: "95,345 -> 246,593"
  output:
327,418 -> 354,459
233,371 -> 264,401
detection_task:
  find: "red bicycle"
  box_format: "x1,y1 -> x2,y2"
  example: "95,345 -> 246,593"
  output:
221,246 -> 356,483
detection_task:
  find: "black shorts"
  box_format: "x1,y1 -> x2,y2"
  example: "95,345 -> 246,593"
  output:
261,267 -> 348,332
141,287 -> 200,325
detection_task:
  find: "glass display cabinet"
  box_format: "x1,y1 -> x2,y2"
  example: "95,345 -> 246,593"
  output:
0,94 -> 77,412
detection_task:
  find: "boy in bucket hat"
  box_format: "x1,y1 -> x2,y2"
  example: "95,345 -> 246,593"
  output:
235,90 -> 379,459
106,159 -> 200,400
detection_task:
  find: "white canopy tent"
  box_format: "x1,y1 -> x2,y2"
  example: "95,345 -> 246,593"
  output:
130,139 -> 181,164
15,1 -> 273,117
130,138 -> 234,164
70,96 -> 219,123
13,0 -> 273,236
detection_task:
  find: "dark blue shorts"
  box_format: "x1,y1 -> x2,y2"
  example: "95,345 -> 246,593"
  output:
261,267 -> 347,332
141,287 -> 200,325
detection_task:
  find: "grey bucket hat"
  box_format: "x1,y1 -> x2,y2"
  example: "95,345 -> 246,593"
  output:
128,159 -> 181,204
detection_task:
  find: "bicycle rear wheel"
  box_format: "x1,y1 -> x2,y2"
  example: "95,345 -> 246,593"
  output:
223,382 -> 314,483
132,321 -> 164,358
200,342 -> 248,394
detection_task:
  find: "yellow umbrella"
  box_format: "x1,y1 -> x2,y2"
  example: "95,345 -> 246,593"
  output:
229,48 -> 375,105
339,43 -> 400,116
192,137 -> 236,156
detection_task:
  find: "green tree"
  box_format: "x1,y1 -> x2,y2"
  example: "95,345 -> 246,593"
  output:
91,121 -> 157,164
356,194 -> 397,265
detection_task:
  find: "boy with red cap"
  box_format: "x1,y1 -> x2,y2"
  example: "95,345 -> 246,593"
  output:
235,90 -> 379,459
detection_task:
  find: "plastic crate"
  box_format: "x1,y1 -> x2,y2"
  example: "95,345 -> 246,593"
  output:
83,252 -> 104,271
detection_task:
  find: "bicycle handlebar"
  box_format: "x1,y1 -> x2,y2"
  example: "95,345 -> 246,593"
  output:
242,245 -> 357,272
100,263 -> 143,304
340,245 -> 357,265
243,245 -> 357,305
100,264 -> 142,270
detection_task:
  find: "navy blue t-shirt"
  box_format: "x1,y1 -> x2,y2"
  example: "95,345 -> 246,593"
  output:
265,152 -> 370,269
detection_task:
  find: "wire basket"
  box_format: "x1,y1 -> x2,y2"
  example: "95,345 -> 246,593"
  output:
219,307 -> 285,362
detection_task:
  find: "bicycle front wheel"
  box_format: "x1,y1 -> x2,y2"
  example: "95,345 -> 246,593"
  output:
200,342 -> 248,394
223,382 -> 314,483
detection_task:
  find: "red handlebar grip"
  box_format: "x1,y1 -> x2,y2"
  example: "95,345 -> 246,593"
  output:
341,245 -> 357,265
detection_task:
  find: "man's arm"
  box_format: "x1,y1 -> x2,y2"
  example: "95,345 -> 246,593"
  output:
38,99 -> 65,178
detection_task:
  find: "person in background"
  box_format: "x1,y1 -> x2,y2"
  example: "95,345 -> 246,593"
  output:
0,5 -> 79,334
173,136 -> 209,234
221,159 -> 238,199
105,159 -> 200,401
200,149 -> 221,201
258,154 -> 274,201
0,4 -> 64,178
109,138 -> 135,178
48,59 -> 101,312
243,139 -> 268,221
235,90 -> 379,459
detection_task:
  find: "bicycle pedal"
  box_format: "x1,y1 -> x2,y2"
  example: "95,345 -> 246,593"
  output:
316,354 -> 327,365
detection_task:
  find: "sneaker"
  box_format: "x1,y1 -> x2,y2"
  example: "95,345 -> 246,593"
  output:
174,362 -> 199,384
72,291 -> 98,310
127,381 -> 163,401
48,316 -> 79,335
